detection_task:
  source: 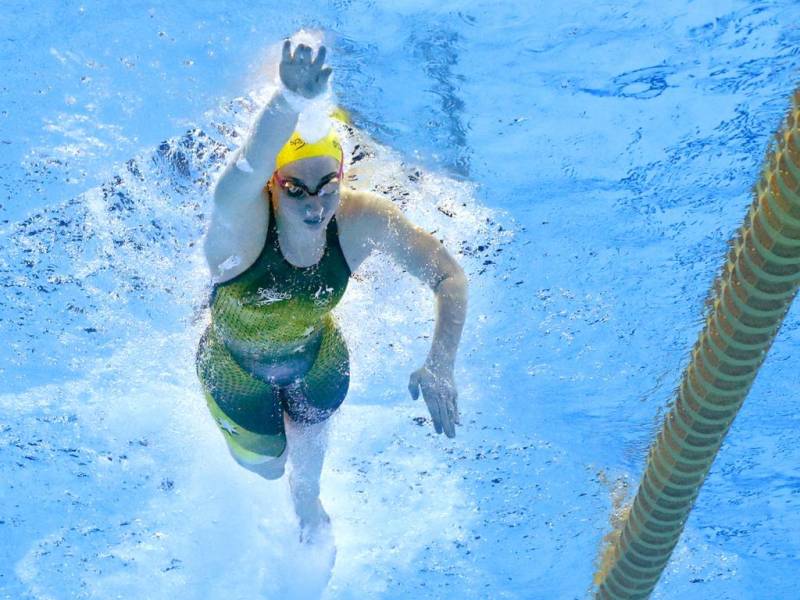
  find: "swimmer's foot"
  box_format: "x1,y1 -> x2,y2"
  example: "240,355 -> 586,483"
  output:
297,498 -> 332,544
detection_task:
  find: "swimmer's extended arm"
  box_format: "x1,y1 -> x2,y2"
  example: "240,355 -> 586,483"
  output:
213,43 -> 331,203
213,92 -> 298,203
205,42 -> 331,282
339,191 -> 468,438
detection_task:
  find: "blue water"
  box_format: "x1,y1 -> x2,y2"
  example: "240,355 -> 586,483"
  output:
2,1 -> 800,598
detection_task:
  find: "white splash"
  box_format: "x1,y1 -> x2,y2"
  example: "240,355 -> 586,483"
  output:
218,254 -> 241,272
235,156 -> 254,173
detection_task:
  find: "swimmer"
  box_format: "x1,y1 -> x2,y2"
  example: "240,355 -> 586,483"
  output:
196,40 -> 468,542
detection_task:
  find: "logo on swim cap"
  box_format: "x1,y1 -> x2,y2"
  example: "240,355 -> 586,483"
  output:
274,108 -> 350,172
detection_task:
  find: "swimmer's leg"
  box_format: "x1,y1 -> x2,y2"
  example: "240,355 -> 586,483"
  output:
285,412 -> 331,539
203,392 -> 288,480
196,326 -> 287,480
235,451 -> 288,481
206,391 -> 288,480
282,318 -> 349,540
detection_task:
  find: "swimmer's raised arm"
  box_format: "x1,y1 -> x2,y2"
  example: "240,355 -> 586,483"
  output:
338,190 -> 468,438
214,42 -> 331,203
213,92 -> 297,203
205,41 -> 331,283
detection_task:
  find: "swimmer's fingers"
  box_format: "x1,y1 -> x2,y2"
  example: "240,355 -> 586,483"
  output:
439,387 -> 457,438
312,45 -> 327,69
282,40 -> 292,64
429,373 -> 457,437
411,368 -> 443,434
312,47 -> 331,88
295,44 -> 312,64
317,66 -> 333,87
280,42 -> 331,97
445,388 -> 460,430
410,367 -> 457,437
423,390 -> 445,435
420,378 -> 448,436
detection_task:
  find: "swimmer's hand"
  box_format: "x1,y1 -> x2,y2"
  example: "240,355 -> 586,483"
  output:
279,40 -> 332,99
408,365 -> 460,438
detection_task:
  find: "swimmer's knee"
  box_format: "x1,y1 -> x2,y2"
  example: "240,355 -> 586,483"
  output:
244,457 -> 286,480
228,443 -> 287,480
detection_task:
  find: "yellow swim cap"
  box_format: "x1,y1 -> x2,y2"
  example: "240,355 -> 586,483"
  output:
273,107 -> 351,172
274,129 -> 343,172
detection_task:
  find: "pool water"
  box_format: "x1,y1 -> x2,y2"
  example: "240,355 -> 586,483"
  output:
1,1 -> 799,598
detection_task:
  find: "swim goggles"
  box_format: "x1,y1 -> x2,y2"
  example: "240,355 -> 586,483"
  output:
273,163 -> 343,199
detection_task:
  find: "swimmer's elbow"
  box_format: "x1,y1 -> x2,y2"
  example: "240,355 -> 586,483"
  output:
212,177 -> 236,205
212,153 -> 261,204
449,266 -> 469,291
433,266 -> 468,299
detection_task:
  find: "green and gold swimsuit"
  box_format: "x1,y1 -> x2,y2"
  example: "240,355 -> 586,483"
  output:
196,199 -> 351,462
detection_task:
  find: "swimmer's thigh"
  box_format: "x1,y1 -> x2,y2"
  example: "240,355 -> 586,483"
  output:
196,326 -> 286,462
282,318 -> 350,425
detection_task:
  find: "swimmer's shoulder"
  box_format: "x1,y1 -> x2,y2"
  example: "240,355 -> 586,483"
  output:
337,188 -> 402,227
337,188 -> 401,271
204,186 -> 270,284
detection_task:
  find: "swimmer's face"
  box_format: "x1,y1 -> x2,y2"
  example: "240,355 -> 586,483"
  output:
272,156 -> 341,230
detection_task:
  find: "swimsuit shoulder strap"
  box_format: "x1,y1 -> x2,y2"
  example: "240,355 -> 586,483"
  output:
266,195 -> 278,245
327,211 -> 351,275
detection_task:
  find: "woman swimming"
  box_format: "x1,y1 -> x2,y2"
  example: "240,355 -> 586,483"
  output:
196,40 -> 468,541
